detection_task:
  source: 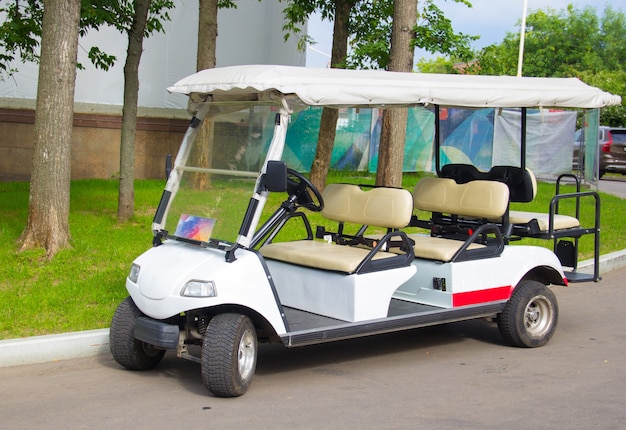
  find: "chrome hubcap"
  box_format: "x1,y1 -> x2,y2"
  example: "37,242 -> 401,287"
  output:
238,329 -> 255,381
525,295 -> 553,337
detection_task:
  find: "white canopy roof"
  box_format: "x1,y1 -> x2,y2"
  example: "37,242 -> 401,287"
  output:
168,65 -> 621,109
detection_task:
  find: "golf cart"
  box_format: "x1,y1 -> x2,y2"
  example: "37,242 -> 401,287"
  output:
110,65 -> 620,397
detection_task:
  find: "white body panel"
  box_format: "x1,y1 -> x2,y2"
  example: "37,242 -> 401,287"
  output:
126,241 -> 287,334
394,246 -> 565,308
266,260 -> 417,322
128,240 -> 564,334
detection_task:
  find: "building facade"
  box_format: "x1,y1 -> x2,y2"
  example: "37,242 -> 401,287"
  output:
0,0 -> 305,181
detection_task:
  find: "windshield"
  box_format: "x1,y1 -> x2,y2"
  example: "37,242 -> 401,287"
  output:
163,106 -> 277,245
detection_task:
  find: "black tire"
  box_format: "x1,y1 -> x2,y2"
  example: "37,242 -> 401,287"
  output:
498,280 -> 559,348
201,313 -> 257,397
110,297 -> 165,370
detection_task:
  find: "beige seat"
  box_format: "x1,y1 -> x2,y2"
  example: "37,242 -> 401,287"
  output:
412,177 -> 510,219
437,165 -> 598,280
490,168 -> 579,231
260,184 -> 413,273
508,211 -> 579,231
439,167 -> 581,232
260,239 -> 397,273
410,235 -> 486,261
408,177 -> 509,262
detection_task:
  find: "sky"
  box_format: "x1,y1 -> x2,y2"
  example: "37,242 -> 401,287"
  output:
305,0 -> 615,68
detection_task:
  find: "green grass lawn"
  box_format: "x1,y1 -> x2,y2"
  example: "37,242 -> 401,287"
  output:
1,174 -> 624,340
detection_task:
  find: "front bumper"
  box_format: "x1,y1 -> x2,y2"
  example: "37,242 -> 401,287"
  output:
135,316 -> 180,349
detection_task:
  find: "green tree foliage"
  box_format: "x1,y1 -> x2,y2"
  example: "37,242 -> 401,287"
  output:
576,69 -> 626,127
0,0 -> 173,76
283,0 -> 335,52
347,0 -> 477,69
85,0 -> 173,71
282,0 -> 477,70
426,5 -> 626,126
0,0 -> 43,75
476,6 -> 607,77
415,56 -> 457,74
600,7 -> 626,72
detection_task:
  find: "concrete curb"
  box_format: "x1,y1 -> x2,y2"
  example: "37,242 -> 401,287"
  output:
0,328 -> 110,368
577,248 -> 626,275
2,250 -> 626,368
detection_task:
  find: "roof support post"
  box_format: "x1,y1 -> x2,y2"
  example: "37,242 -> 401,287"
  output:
435,104 -> 441,176
520,107 -> 527,170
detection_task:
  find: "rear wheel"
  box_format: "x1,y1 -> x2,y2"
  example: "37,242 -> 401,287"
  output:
201,313 -> 257,397
498,280 -> 558,348
110,297 -> 165,370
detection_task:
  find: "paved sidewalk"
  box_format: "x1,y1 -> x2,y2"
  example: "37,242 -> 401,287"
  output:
2,249 -> 625,368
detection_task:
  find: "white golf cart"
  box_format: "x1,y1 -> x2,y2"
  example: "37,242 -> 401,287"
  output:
109,65 -> 621,397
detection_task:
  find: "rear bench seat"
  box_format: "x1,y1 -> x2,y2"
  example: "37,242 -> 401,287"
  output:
440,164 -> 580,232
409,177 -> 509,262
439,164 -> 600,281
260,184 -> 414,274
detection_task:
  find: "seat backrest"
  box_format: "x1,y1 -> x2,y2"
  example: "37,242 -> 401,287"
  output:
440,163 -> 484,184
440,163 -> 537,204
321,184 -> 413,229
413,177 -> 510,219
487,166 -> 536,203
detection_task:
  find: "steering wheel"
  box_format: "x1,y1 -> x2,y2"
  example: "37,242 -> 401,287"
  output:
286,168 -> 324,212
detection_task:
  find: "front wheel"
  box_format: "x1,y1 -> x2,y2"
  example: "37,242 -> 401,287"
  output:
110,297 -> 166,370
201,313 -> 258,397
497,280 -> 559,348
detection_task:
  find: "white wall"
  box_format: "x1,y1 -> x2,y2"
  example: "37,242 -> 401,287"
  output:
0,0 -> 305,110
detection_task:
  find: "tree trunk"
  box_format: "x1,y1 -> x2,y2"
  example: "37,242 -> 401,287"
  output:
118,0 -> 151,222
19,0 -> 81,259
309,0 -> 351,191
375,0 -> 417,187
190,0 -> 219,190
197,0 -> 218,70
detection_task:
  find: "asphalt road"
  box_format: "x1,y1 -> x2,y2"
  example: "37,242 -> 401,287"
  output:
599,176 -> 626,199
2,266 -> 625,430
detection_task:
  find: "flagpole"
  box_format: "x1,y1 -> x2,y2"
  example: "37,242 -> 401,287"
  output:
517,0 -> 528,77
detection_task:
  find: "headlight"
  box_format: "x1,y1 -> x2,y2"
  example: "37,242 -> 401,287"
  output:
181,280 -> 217,297
129,263 -> 141,283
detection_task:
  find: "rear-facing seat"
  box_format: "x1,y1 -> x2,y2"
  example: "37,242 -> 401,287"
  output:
490,166 -> 580,232
409,177 -> 509,262
439,164 -> 600,281
260,184 -> 414,274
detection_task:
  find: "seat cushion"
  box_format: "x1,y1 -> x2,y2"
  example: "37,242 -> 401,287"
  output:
508,210 -> 580,231
409,235 -> 486,262
260,240 -> 396,273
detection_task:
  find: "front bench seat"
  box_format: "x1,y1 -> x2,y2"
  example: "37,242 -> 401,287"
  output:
260,184 -> 414,274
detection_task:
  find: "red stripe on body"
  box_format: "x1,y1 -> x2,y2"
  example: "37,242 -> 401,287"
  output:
452,285 -> 512,307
